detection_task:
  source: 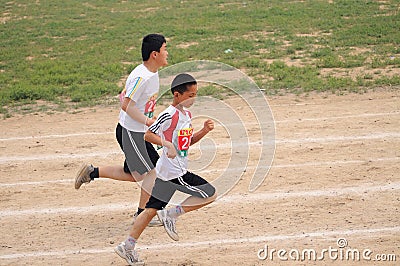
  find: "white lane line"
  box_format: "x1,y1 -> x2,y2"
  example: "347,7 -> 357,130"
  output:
222,111 -> 400,127
1,182 -> 399,217
272,157 -> 399,169
1,157 -> 398,188
0,203 -> 132,217
0,179 -> 73,187
1,111 -> 398,142
0,132 -> 113,141
1,226 -> 399,259
1,132 -> 399,164
198,157 -> 400,174
276,132 -> 400,144
220,182 -> 400,203
0,151 -> 121,164
276,111 -> 400,123
140,226 -> 400,249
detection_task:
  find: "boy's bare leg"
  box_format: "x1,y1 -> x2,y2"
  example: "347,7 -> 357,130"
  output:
138,169 -> 157,209
115,208 -> 157,264
130,208 -> 157,239
76,164 -> 142,189
180,192 -> 217,213
98,166 -> 144,182
156,193 -> 217,241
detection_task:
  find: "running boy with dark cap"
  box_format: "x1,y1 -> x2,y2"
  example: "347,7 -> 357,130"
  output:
115,73 -> 217,265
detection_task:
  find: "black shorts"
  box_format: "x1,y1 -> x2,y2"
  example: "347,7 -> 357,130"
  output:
115,123 -> 159,174
145,171 -> 216,210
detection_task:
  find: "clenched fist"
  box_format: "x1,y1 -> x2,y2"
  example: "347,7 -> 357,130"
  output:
203,119 -> 214,133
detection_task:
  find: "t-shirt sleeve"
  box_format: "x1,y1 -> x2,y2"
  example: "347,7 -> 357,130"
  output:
125,77 -> 145,102
148,112 -> 172,135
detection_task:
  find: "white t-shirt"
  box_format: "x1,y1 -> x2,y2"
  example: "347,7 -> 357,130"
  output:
119,64 -> 159,132
148,105 -> 193,181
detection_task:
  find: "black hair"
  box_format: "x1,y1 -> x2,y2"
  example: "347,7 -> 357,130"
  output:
171,73 -> 197,94
141,34 -> 166,61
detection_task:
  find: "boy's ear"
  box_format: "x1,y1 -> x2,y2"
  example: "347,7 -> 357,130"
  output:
150,51 -> 157,60
173,91 -> 180,97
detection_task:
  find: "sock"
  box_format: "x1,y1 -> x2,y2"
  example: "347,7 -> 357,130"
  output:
137,208 -> 145,215
167,205 -> 185,219
125,236 -> 137,250
89,167 -> 99,180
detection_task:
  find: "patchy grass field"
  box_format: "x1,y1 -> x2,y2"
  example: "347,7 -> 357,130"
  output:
1,0 -> 399,117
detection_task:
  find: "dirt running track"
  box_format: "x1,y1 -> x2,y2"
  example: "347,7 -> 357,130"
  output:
0,89 -> 399,265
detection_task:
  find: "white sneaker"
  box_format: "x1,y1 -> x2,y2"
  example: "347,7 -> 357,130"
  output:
114,242 -> 144,266
148,215 -> 163,227
75,164 -> 94,189
157,209 -> 179,241
131,212 -> 163,227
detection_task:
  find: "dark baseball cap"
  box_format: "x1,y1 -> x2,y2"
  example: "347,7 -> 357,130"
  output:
171,73 -> 197,89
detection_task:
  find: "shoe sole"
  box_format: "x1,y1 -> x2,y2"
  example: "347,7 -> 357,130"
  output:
114,246 -> 126,260
147,222 -> 163,227
114,246 -> 145,266
132,221 -> 162,227
157,210 -> 179,241
148,216 -> 163,227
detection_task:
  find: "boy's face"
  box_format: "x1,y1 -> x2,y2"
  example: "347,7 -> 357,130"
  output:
177,84 -> 198,108
154,43 -> 168,67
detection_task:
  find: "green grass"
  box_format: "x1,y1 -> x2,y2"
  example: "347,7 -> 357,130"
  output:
1,0 -> 399,116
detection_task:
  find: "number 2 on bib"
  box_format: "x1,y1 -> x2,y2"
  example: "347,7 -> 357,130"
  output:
177,128 -> 193,157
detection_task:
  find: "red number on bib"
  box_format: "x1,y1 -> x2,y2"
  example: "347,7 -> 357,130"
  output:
177,128 -> 193,156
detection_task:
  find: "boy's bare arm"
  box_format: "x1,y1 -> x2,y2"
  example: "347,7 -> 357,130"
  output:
144,130 -> 163,147
122,98 -> 156,126
144,130 -> 177,158
191,119 -> 214,145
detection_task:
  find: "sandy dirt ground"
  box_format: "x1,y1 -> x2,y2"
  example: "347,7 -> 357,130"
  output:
0,88 -> 399,265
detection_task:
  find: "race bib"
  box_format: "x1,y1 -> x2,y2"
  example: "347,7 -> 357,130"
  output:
144,95 -> 157,118
144,99 -> 156,118
177,128 -> 193,157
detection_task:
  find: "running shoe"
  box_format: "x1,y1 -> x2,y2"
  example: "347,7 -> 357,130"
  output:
114,242 -> 144,266
75,163 -> 93,189
157,209 -> 179,241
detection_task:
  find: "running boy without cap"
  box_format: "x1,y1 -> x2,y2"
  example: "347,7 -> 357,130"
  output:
75,34 -> 168,226
114,73 -> 217,265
